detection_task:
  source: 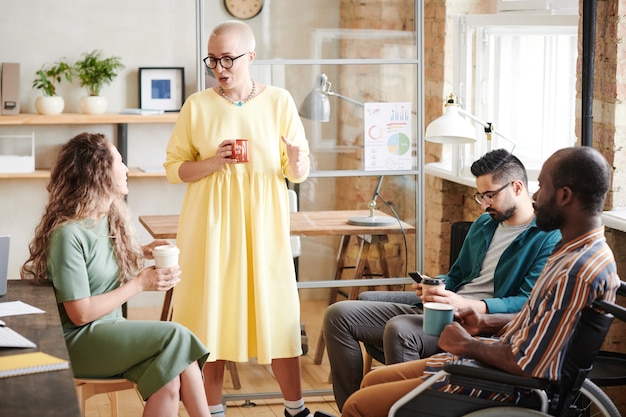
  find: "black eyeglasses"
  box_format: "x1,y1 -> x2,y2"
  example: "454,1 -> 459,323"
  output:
473,182 -> 512,205
203,53 -> 248,70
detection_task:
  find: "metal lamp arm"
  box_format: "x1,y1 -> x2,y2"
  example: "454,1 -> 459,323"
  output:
457,107 -> 516,152
320,74 -> 418,115
328,91 -> 365,108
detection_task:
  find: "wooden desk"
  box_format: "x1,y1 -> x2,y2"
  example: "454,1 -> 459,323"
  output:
139,210 -> 415,364
139,211 -> 415,295
0,280 -> 81,417
140,210 -> 415,239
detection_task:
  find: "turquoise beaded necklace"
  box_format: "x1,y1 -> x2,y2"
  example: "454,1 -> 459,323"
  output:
219,80 -> 256,107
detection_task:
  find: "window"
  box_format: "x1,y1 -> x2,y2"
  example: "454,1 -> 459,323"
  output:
431,13 -> 578,183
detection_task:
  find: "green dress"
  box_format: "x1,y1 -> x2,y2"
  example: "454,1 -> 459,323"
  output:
47,218 -> 209,400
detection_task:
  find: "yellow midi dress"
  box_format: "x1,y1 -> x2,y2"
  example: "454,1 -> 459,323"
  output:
164,86 -> 309,364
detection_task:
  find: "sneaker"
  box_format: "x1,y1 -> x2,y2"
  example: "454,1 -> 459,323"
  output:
285,408 -> 313,417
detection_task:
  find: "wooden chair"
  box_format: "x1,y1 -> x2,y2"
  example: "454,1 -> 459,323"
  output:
74,377 -> 143,417
161,288 -> 242,390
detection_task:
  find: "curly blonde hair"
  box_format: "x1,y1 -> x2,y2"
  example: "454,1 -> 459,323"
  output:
21,132 -> 143,283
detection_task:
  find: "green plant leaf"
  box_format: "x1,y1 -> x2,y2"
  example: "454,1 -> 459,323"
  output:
74,49 -> 125,96
31,60 -> 73,97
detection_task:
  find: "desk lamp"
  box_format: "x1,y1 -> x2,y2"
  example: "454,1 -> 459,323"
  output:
347,176 -> 397,226
425,93 -> 514,151
299,73 -> 397,227
298,73 -> 364,122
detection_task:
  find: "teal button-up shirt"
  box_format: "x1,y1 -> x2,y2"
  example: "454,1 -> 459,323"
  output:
437,213 -> 561,314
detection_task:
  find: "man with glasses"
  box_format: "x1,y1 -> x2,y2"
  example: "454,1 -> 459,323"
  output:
323,149 -> 561,411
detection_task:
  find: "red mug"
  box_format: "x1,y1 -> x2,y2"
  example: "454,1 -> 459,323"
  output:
231,139 -> 249,163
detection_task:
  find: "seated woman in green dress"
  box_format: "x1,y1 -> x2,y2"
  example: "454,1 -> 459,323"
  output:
21,132 -> 211,417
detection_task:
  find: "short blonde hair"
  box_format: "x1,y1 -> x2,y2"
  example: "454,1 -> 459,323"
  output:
210,20 -> 256,52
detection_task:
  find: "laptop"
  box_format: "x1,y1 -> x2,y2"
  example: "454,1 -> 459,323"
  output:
0,235 -> 9,296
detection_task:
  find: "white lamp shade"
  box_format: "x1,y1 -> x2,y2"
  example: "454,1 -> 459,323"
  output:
425,105 -> 477,144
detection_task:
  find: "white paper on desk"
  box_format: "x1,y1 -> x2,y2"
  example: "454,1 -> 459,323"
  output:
0,327 -> 37,348
0,301 -> 45,317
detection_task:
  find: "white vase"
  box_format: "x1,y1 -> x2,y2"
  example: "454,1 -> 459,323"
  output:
35,96 -> 65,115
80,96 -> 108,114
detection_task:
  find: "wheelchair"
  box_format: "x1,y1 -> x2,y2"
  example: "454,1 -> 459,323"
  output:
388,281 -> 626,417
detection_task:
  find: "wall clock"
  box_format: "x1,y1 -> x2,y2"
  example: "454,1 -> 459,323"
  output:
224,0 -> 264,20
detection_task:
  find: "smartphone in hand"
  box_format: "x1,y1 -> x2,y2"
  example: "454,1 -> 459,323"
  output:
409,271 -> 424,283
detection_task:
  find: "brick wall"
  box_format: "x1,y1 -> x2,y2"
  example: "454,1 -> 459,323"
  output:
422,0 -> 492,276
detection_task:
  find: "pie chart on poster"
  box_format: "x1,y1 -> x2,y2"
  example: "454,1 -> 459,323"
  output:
387,133 -> 411,155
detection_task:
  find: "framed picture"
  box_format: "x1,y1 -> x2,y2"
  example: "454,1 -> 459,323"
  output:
138,67 -> 184,112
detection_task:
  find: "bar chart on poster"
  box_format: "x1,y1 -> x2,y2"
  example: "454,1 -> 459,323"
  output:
364,102 -> 412,171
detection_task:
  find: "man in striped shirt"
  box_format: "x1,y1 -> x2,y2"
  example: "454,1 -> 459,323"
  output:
337,146 -> 621,417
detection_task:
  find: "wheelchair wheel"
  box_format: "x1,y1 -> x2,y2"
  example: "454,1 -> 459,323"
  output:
573,379 -> 620,417
460,379 -> 619,417
462,407 -> 550,416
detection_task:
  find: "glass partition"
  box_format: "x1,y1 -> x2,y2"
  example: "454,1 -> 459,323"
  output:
199,0 -> 424,275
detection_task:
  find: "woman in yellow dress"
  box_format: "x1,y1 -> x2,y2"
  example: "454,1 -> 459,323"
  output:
164,20 -> 311,417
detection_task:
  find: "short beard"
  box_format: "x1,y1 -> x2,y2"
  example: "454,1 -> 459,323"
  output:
535,196 -> 563,231
487,206 -> 515,223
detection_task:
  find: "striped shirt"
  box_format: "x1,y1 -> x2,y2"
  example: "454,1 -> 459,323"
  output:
499,226 -> 619,379
424,226 -> 620,399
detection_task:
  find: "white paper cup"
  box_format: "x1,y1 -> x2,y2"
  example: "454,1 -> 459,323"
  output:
153,244 -> 180,269
423,302 -> 454,336
422,278 -> 445,298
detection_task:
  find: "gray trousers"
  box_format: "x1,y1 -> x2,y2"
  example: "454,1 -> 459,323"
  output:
322,295 -> 441,410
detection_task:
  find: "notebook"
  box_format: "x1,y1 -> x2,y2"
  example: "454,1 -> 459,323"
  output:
0,351 -> 69,378
0,235 -> 8,296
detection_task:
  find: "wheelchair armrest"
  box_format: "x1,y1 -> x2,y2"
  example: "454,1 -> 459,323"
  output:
593,299 -> 626,322
593,281 -> 626,323
444,360 -> 549,391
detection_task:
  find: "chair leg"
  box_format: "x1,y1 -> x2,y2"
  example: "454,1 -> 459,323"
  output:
160,288 -> 174,321
75,385 -> 86,415
109,391 -> 119,417
226,361 -> 241,390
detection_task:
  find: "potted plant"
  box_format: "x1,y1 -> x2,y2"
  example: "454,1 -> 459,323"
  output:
32,60 -> 73,115
74,49 -> 125,114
